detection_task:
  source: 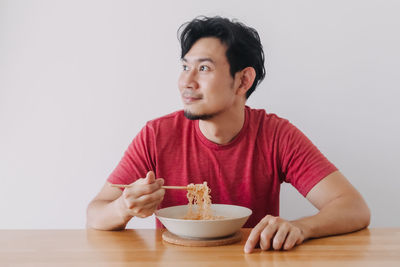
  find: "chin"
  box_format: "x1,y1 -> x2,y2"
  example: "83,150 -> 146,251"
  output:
183,109 -> 215,120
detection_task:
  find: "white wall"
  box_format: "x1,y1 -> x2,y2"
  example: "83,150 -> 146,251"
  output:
1,0 -> 399,229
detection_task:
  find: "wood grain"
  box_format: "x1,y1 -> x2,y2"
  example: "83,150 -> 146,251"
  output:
1,228 -> 400,266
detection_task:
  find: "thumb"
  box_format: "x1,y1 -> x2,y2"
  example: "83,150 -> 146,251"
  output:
144,171 -> 156,184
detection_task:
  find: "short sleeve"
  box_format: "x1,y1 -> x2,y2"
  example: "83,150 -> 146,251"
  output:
278,121 -> 338,197
107,123 -> 156,186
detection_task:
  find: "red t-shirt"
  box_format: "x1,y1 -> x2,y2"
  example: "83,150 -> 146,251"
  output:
107,106 -> 337,228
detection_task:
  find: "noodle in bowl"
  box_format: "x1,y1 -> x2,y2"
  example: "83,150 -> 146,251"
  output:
155,204 -> 252,239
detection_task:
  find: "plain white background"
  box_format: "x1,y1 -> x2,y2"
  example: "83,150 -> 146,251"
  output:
1,0 -> 399,229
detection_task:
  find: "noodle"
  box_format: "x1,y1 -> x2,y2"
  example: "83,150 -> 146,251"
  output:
183,182 -> 224,220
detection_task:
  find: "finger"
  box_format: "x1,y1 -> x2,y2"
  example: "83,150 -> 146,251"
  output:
130,173 -> 163,187
296,235 -> 304,245
123,186 -> 164,209
259,222 -> 279,251
155,189 -> 165,206
132,188 -> 165,207
143,202 -> 161,216
272,223 -> 290,250
244,216 -> 270,253
126,181 -> 163,198
283,228 -> 301,250
127,201 -> 159,217
144,171 -> 156,184
156,178 -> 165,186
138,198 -> 165,218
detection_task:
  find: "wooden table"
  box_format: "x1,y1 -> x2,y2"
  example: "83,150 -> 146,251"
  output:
1,228 -> 400,266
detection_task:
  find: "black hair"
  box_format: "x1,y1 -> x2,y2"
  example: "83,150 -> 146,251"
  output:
178,16 -> 266,99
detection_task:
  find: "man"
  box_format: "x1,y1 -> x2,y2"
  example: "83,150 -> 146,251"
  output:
87,16 -> 370,253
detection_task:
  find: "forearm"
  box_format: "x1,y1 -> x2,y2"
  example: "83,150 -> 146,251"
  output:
292,194 -> 371,240
86,197 -> 133,230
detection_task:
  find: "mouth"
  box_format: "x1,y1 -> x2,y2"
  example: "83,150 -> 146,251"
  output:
182,93 -> 202,104
182,96 -> 201,104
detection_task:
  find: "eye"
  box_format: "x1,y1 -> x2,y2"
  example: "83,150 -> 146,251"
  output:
199,65 -> 210,71
182,65 -> 189,71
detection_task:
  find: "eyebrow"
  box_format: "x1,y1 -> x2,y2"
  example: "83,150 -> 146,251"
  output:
181,57 -> 215,64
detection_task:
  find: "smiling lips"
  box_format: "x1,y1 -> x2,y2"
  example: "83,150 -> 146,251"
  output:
182,92 -> 202,104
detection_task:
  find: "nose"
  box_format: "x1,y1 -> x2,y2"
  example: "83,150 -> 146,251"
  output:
179,69 -> 199,90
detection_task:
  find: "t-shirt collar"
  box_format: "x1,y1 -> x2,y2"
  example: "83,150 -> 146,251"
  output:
194,106 -> 250,150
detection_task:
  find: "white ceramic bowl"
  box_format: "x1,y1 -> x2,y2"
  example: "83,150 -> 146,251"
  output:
155,204 -> 252,239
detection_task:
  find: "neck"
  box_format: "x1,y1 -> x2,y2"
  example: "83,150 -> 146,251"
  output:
198,105 -> 246,145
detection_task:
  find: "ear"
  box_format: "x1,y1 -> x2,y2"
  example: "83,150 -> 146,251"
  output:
235,67 -> 256,96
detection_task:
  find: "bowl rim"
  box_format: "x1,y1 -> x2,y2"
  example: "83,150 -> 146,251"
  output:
155,204 -> 252,222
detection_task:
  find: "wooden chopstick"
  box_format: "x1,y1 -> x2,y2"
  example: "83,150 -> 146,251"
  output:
162,186 -> 188,190
109,184 -> 131,188
109,183 -> 187,190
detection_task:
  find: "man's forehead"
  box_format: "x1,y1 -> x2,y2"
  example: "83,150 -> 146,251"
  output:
182,38 -> 228,64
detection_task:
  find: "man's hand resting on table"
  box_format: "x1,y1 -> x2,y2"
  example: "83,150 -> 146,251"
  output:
243,171 -> 370,253
244,215 -> 305,253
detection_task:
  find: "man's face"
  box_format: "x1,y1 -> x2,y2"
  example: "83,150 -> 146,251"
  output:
178,37 -> 239,120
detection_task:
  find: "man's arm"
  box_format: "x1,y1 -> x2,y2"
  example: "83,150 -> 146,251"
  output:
244,171 -> 370,253
293,170 -> 370,239
86,184 -> 129,230
86,171 -> 165,230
